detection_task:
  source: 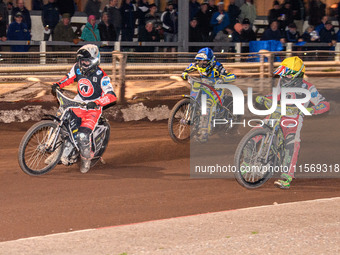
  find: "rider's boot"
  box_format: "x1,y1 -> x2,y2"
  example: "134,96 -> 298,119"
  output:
274,173 -> 293,189
80,156 -> 91,173
77,129 -> 93,174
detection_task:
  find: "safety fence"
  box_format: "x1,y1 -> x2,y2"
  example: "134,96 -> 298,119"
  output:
1,45 -> 340,103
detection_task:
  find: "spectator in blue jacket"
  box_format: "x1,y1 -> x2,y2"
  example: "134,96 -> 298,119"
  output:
11,0 -> 31,31
319,21 -> 336,45
7,12 -> 31,52
210,2 -> 230,37
285,23 -> 302,43
121,0 -> 136,41
42,0 -> 60,41
315,16 -> 328,34
261,20 -> 285,43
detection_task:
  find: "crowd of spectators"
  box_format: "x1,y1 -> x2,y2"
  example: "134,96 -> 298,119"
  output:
1,0 -> 340,53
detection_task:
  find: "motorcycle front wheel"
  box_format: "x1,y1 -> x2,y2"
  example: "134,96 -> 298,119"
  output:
168,98 -> 198,143
18,120 -> 64,176
234,127 -> 281,189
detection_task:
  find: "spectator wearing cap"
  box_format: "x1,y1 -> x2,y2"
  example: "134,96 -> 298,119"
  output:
161,2 -> 178,43
7,11 -> 31,52
285,23 -> 302,43
98,12 -> 116,41
319,21 -> 336,45
228,0 -> 240,27
268,1 -> 281,25
85,0 -> 102,21
239,0 -> 256,26
42,0 -> 60,41
240,18 -> 256,42
81,15 -> 101,41
213,24 -> 234,52
261,20 -> 285,43
278,0 -> 293,31
11,0 -> 31,31
195,3 -> 211,42
103,0 -> 122,41
121,0 -> 137,41
53,13 -> 78,51
211,2 -> 230,37
137,21 -> 160,52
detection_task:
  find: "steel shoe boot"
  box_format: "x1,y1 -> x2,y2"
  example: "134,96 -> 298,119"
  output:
274,173 -> 293,189
80,157 -> 91,173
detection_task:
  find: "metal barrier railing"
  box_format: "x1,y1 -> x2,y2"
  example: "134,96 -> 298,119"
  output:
1,48 -> 340,103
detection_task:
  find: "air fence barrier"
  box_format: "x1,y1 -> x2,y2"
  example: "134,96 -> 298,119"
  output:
1,41 -> 340,103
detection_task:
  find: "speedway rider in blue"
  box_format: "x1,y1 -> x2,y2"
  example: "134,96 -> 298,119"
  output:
181,47 -> 236,141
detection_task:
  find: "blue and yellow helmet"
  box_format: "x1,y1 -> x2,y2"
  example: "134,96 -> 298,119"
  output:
194,47 -> 216,76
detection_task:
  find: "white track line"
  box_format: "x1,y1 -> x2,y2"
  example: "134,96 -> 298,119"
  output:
3,196 -> 340,243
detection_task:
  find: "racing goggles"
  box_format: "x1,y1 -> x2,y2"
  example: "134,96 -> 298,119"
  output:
196,59 -> 209,68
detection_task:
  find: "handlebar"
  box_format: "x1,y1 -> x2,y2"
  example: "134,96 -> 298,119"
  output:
55,88 -> 88,109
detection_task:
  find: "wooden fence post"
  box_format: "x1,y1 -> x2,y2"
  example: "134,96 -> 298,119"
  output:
116,53 -> 127,104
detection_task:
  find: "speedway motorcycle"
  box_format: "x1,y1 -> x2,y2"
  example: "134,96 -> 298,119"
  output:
168,76 -> 237,143
18,88 -> 110,176
233,97 -> 299,189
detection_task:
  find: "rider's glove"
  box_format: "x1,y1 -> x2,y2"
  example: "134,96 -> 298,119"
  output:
181,72 -> 188,80
256,96 -> 265,104
51,83 -> 60,95
86,101 -> 98,110
306,107 -> 315,115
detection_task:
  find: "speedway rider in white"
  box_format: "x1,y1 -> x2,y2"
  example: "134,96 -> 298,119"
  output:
51,44 -> 117,173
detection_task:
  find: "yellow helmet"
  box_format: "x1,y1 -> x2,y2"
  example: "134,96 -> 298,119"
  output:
273,56 -> 305,79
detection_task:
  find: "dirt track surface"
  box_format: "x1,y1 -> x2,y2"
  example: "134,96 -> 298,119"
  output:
1,113 -> 340,242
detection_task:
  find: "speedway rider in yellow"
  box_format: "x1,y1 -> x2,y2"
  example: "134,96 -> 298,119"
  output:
258,56 -> 330,189
181,47 -> 236,142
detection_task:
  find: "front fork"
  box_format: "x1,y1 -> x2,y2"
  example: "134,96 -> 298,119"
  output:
45,121 -> 63,152
256,127 -> 279,166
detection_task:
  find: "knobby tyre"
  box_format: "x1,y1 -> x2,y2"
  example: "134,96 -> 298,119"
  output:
234,127 -> 276,189
18,120 -> 64,176
168,98 -> 194,143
